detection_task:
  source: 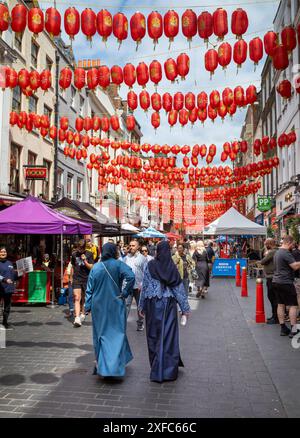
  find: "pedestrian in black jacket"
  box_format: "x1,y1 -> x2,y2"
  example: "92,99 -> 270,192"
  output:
0,246 -> 19,329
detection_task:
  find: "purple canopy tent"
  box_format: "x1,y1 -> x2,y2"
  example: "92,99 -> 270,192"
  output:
0,196 -> 92,296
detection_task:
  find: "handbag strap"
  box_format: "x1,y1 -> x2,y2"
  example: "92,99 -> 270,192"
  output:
101,262 -> 119,290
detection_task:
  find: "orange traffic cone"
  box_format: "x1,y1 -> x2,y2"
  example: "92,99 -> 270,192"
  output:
256,278 -> 266,323
236,262 -> 241,287
241,267 -> 248,297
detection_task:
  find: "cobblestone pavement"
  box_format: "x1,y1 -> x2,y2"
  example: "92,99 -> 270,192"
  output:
0,277 -> 299,418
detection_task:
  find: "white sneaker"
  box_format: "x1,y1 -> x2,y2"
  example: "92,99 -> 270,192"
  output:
80,313 -> 86,322
74,316 -> 82,327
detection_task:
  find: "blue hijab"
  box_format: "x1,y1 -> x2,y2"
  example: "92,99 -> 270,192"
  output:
101,243 -> 118,261
148,240 -> 182,288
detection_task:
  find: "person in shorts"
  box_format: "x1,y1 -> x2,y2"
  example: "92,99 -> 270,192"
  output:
272,236 -> 300,338
70,240 -> 94,327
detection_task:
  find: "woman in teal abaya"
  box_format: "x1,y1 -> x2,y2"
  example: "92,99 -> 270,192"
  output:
85,243 -> 135,377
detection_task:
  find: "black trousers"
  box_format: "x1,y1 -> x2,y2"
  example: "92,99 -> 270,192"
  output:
0,293 -> 12,325
266,278 -> 278,320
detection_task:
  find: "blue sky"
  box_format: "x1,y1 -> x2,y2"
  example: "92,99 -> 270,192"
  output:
42,0 -> 280,163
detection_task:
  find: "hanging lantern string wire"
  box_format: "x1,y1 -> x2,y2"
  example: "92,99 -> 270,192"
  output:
36,0 -> 279,10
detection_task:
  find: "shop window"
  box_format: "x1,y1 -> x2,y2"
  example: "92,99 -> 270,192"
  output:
29,95 -> 38,114
67,174 -> 73,199
10,143 -> 21,193
31,39 -> 39,68
76,178 -> 82,201
12,87 -> 22,112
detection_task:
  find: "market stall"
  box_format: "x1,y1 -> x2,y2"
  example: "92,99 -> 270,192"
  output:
204,207 -> 267,277
0,196 -> 92,304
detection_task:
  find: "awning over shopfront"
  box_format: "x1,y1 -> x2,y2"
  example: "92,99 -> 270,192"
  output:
0,196 -> 92,235
275,204 -> 296,222
53,198 -> 137,237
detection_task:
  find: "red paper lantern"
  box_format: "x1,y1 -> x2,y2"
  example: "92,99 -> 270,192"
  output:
164,10 -> 179,46
93,116 -> 101,131
281,26 -> 297,53
264,31 -> 278,56
185,92 -> 195,111
182,9 -> 197,44
272,44 -> 289,70
110,65 -> 123,86
0,3 -> 9,34
101,117 -> 110,132
28,7 -> 44,36
110,115 -> 120,131
183,157 -> 190,168
60,117 -> 69,131
87,68 -> 99,90
218,42 -> 232,69
208,105 -> 217,122
221,151 -> 228,162
198,11 -> 213,43
40,115 -> 50,129
11,4 -> 27,34
147,11 -> 163,47
74,67 -> 86,91
213,8 -> 228,41
40,127 -> 49,138
278,133 -> 287,148
126,115 -> 136,131
231,141 -> 240,154
233,39 -> 248,68
83,117 -> 92,132
206,155 -> 214,165
229,151 -> 237,162
231,8 -> 248,39
18,69 -> 30,90
5,68 -> 18,89
139,90 -> 150,111
179,109 -> 189,127
127,90 -> 138,111
10,111 -> 19,126
65,130 -> 74,145
234,86 -> 245,107
113,12 -> 128,46
98,65 -> 110,89
48,126 -> 57,140
276,80 -> 292,99
164,58 -> 178,82
162,93 -> 172,113
18,111 -> 27,127
287,131 -> 297,145
205,49 -> 218,77
151,112 -> 160,130
81,8 -> 96,41
149,60 -> 162,87
130,12 -> 146,48
40,69 -> 52,91
151,93 -> 162,112
197,91 -> 208,110
240,140 -> 248,153
218,101 -> 227,120
168,110 -> 178,127
45,7 -> 61,38
174,92 -> 184,111
189,108 -> 198,124
210,90 -> 220,109
76,118 -> 84,132
198,108 -> 207,124
136,62 -> 149,87
64,7 -> 80,40
223,142 -> 231,154
228,102 -> 237,117
29,70 -> 40,91
123,63 -> 136,88
97,9 -> 112,43
249,37 -> 263,67
222,87 -> 234,107
59,67 -> 72,90
176,53 -> 190,80
246,85 -> 257,104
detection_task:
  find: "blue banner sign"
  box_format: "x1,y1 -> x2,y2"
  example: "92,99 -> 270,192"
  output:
212,258 -> 248,277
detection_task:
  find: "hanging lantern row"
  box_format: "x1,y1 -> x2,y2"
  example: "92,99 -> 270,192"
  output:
127,85 -> 257,116
1,55 -> 190,94
9,111 -> 124,137
0,5 -> 252,47
204,25 -> 300,76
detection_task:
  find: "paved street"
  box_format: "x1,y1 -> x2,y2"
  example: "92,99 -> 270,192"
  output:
0,277 -> 299,418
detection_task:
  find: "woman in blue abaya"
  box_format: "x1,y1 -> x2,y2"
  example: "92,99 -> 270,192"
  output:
85,243 -> 135,378
138,240 -> 191,383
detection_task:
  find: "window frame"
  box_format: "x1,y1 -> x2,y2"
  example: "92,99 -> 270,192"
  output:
31,39 -> 39,68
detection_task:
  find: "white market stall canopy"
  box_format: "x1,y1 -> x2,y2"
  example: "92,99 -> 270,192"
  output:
204,207 -> 267,236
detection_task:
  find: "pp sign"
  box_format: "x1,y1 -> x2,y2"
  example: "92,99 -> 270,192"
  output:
257,197 -> 271,212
